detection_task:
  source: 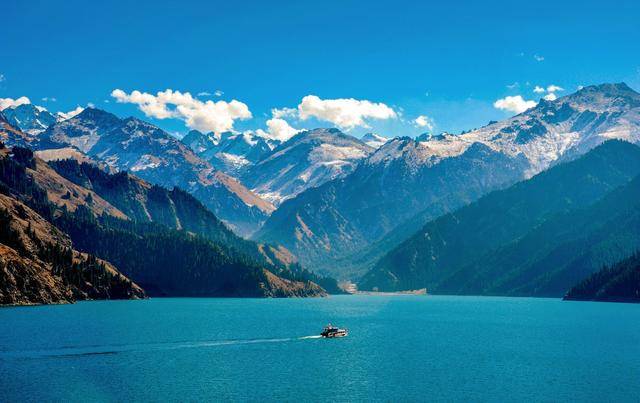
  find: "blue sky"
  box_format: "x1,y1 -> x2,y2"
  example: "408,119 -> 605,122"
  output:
2,0 -> 639,139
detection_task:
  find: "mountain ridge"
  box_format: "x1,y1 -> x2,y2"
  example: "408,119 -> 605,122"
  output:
37,108 -> 273,236
256,83 -> 640,277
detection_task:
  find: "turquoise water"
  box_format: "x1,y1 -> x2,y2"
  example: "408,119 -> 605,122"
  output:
1,296 -> 639,402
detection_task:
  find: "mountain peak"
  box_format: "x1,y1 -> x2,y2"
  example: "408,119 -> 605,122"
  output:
361,133 -> 388,149
74,107 -> 120,123
581,82 -> 636,95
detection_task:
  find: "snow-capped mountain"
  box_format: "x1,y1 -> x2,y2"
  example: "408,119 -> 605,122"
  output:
241,128 -> 374,205
256,83 -> 640,277
361,132 -> 389,149
181,129 -> 218,154
38,108 -> 274,236
1,104 -> 57,134
181,129 -> 278,176
1,110 -> 34,147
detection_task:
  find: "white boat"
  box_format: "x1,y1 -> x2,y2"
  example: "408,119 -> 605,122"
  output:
320,324 -> 348,338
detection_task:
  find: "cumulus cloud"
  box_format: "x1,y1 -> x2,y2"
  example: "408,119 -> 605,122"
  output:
271,107 -> 297,119
0,96 -> 31,110
413,115 -> 434,131
546,85 -> 564,93
297,95 -> 397,129
533,84 -> 564,101
259,118 -> 302,141
56,106 -> 85,121
111,88 -> 252,134
493,95 -> 537,114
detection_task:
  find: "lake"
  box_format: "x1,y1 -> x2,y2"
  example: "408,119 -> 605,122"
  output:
1,296 -> 639,402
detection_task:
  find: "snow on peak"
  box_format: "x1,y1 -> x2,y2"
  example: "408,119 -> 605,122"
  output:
361,132 -> 389,149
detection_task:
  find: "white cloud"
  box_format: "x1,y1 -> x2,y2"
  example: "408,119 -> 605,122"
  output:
506,82 -> 519,90
259,118 -> 302,142
197,91 -> 211,97
413,115 -> 434,131
0,96 -> 31,110
297,95 -> 397,129
533,54 -> 545,62
493,95 -> 537,114
111,88 -> 252,134
546,85 -> 564,93
271,107 -> 297,119
214,90 -> 224,97
577,85 -> 584,90
0,74 -> 5,83
533,84 -> 564,100
56,106 -> 85,121
41,97 -> 57,102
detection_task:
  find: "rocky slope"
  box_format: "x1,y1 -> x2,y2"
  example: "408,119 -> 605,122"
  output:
37,108 -> 273,236
256,83 -> 640,278
0,187 -> 145,305
242,128 -> 373,206
361,141 -> 640,296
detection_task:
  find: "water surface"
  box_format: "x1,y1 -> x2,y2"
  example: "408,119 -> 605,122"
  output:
1,296 -> 639,402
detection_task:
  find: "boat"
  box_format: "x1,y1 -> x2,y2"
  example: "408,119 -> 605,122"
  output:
320,324 -> 348,338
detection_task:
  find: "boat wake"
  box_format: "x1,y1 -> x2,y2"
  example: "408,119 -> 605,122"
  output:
1,335 -> 324,360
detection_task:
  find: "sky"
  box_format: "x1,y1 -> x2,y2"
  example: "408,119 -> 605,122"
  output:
2,0 -> 640,140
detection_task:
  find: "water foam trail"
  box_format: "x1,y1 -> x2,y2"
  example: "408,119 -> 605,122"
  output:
1,335 -> 323,360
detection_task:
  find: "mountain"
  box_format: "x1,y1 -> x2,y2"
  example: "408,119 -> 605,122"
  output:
0,143 -> 331,301
1,104 -> 56,134
181,130 -> 278,176
361,133 -> 389,149
256,83 -> 640,278
1,109 -> 41,147
46,158 -> 344,294
204,132 -> 276,175
0,146 -> 145,305
0,192 -> 145,305
38,108 -> 274,236
242,128 -> 373,206
360,140 -> 640,296
181,129 -> 218,154
564,252 -> 640,303
257,137 -> 528,276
